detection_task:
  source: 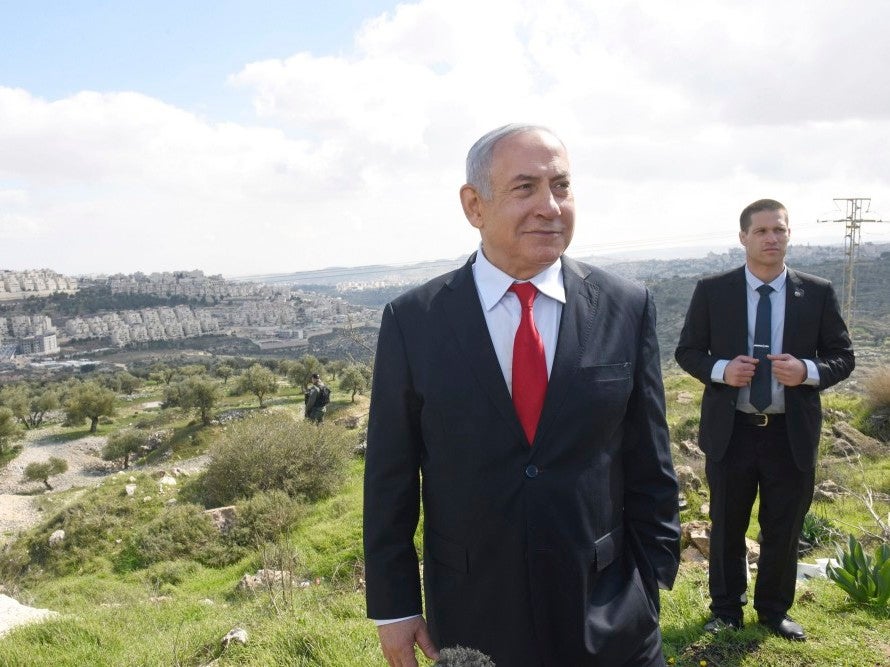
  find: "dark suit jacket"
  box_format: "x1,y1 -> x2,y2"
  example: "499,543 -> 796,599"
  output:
363,255 -> 680,666
674,266 -> 854,470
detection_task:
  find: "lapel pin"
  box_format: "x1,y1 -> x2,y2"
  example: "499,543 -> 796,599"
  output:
794,289 -> 803,298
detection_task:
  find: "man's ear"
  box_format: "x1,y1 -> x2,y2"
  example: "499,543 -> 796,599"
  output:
460,184 -> 485,230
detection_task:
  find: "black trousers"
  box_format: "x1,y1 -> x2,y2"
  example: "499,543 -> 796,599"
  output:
705,414 -> 815,620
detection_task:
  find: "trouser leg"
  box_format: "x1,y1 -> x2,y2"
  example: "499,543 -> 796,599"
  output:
705,428 -> 758,619
753,425 -> 814,619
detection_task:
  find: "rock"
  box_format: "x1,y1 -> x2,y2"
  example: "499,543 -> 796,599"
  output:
700,502 -> 710,516
149,595 -> 172,603
745,537 -> 760,564
205,506 -> 237,534
676,439 -> 704,458
0,594 -> 58,637
171,467 -> 190,477
48,530 -> 65,547
832,421 -> 884,456
681,520 -> 711,556
681,546 -> 706,563
814,479 -> 846,502
237,569 -> 293,592
221,627 -> 248,647
157,475 -> 177,488
675,465 -> 703,492
125,484 -> 137,496
676,391 -> 695,404
678,493 -> 688,510
828,438 -> 858,458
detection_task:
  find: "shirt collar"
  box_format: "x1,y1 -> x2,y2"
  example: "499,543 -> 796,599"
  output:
744,265 -> 787,293
472,244 -> 566,311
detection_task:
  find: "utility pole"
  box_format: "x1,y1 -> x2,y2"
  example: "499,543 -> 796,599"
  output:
818,198 -> 886,327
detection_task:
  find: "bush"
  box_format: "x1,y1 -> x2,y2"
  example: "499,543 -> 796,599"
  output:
23,457 -> 68,490
827,533 -> 890,607
231,489 -> 304,546
102,429 -> 146,469
199,412 -> 353,507
799,512 -> 840,556
863,366 -> 890,441
125,503 -> 234,568
142,559 -> 200,588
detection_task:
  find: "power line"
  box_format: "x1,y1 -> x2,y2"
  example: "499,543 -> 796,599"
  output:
818,198 -> 887,328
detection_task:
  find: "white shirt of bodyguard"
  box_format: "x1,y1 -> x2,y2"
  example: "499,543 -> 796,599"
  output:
710,265 -> 819,413
373,247 -> 565,626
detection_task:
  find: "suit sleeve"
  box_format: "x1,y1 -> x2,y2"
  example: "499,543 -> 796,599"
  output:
814,282 -> 855,389
363,302 -> 424,619
674,279 -> 718,384
623,290 -> 681,590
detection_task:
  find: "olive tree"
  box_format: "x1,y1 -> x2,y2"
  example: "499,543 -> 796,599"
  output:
102,429 -> 146,469
64,382 -> 116,433
23,457 -> 68,490
236,364 -> 278,407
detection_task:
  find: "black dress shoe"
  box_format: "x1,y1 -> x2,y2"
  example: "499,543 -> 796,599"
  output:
704,616 -> 743,633
760,615 -> 806,641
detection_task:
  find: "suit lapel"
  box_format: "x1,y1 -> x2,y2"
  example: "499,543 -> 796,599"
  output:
441,255 -> 525,442
726,266 -> 748,355
783,268 -> 804,350
534,257 -> 599,446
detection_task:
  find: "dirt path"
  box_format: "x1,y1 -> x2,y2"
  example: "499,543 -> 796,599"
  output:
0,419 -> 209,540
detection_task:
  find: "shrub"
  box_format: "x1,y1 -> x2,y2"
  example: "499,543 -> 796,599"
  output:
125,503 -> 233,568
863,366 -> 890,441
826,534 -> 890,607
799,512 -> 840,556
231,489 -> 304,546
23,457 -> 68,490
142,559 -> 200,588
102,429 -> 146,469
199,412 -> 353,507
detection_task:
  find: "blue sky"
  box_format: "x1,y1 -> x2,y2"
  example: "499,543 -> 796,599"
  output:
2,0 -> 889,276
1,1 -> 393,118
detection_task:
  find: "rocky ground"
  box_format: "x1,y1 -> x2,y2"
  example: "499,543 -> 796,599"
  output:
0,402 -> 212,638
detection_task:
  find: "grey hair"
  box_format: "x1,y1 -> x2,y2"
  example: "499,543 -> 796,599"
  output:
465,123 -> 563,199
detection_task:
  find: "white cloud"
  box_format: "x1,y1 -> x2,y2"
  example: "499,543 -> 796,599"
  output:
2,0 -> 889,276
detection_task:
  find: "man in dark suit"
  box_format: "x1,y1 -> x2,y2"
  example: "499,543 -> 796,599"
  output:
363,124 -> 681,666
675,199 -> 854,641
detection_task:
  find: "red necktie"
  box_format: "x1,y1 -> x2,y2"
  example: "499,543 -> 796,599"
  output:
509,282 -> 548,444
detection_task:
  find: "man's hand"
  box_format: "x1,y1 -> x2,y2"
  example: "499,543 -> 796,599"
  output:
723,355 -> 758,387
377,617 -> 439,667
768,353 -> 807,387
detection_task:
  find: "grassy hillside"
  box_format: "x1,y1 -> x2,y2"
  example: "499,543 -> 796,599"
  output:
1,376 -> 889,666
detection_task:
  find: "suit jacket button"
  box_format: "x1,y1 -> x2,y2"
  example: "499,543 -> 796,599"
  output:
525,465 -> 539,478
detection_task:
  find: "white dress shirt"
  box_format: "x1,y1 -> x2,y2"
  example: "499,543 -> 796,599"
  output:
710,265 -> 819,413
471,245 -> 565,391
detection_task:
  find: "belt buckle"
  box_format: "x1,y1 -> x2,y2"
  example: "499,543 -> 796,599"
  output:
753,413 -> 769,427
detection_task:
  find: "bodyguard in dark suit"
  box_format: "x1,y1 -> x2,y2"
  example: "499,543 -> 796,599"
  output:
363,124 -> 680,666
675,199 -> 854,641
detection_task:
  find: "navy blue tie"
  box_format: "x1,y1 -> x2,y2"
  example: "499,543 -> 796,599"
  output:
751,284 -> 774,412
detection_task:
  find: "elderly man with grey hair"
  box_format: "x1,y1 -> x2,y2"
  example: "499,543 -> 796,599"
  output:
364,123 -> 680,666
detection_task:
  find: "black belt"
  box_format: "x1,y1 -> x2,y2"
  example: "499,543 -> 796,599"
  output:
735,411 -> 786,427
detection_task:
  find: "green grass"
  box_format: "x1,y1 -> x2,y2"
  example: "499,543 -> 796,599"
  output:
661,565 -> 890,666
1,376 -> 888,666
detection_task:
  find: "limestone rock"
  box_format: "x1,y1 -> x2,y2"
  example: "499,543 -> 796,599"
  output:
675,465 -> 703,492
681,520 -> 710,556
205,506 -> 237,534
125,484 -> 137,496
681,546 -> 706,563
832,421 -> 884,456
221,626 -> 248,647
814,479 -> 847,502
0,594 -> 58,637
237,569 -> 293,592
48,530 -> 65,547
